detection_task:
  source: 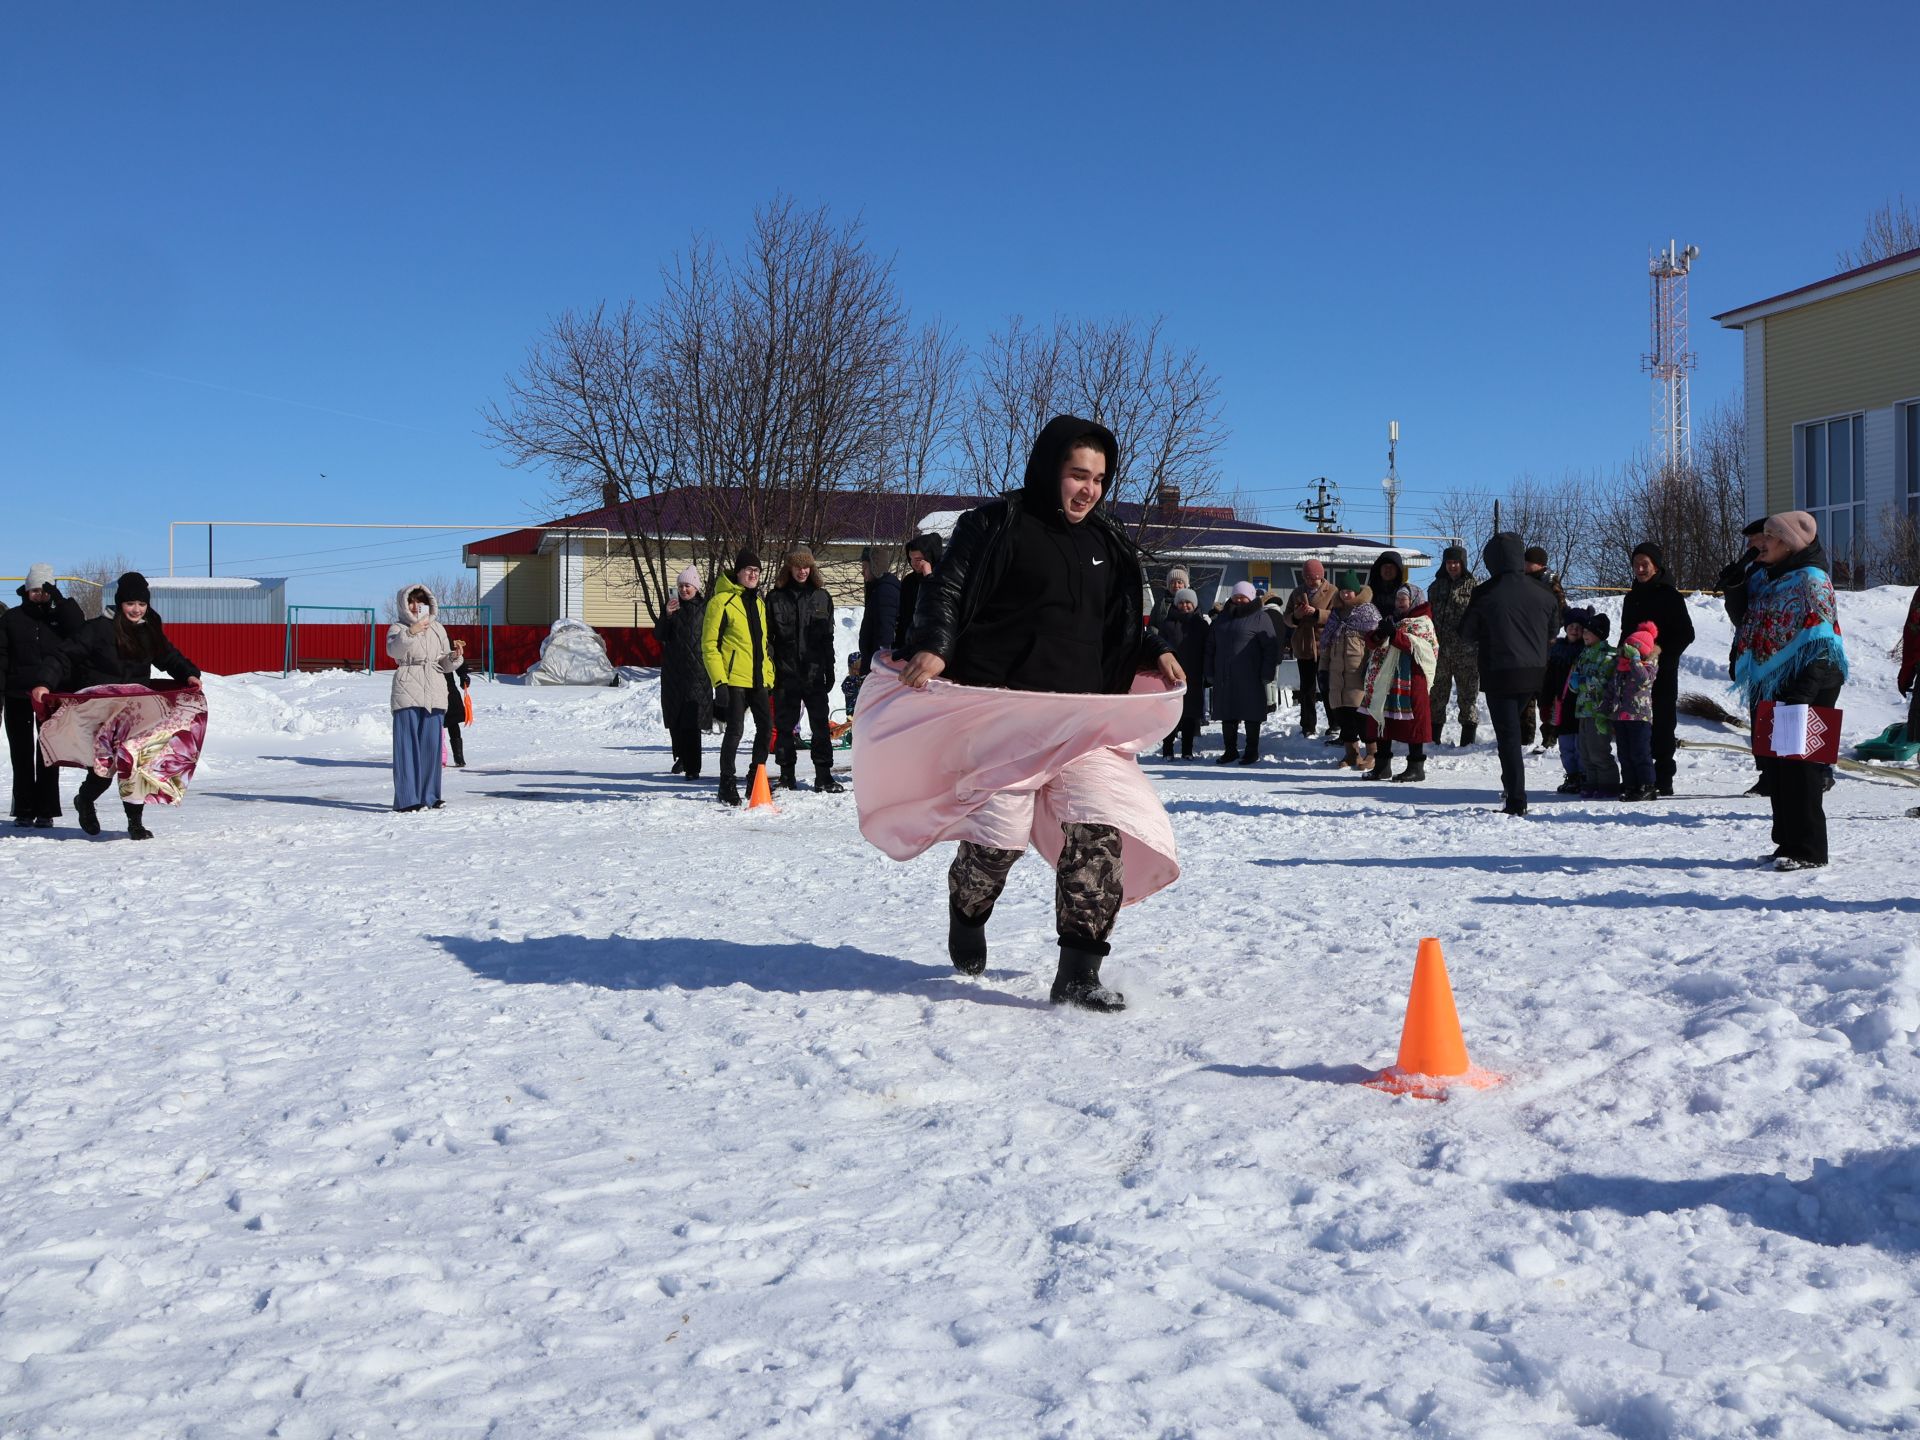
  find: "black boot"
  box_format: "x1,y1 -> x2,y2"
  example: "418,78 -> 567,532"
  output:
1365,751 -> 1393,781
815,769 -> 845,794
1393,758 -> 1426,782
75,794 -> 101,835
949,902 -> 988,976
1050,940 -> 1125,1012
1459,721 -> 1477,746
1214,748 -> 1239,765
124,803 -> 153,841
1160,739 -> 1174,758
718,775 -> 741,807
777,764 -> 798,791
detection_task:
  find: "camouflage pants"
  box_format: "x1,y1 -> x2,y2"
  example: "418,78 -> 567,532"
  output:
948,823 -> 1125,946
1430,651 -> 1480,729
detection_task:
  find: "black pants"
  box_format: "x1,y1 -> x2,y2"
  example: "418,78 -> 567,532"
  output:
1378,739 -> 1426,763
1907,684 -> 1919,741
1762,756 -> 1828,864
1487,692 -> 1528,805
1161,710 -> 1200,756
1650,666 -> 1681,788
1223,719 -> 1261,759
774,684 -> 833,776
6,694 -> 61,820
718,685 -> 771,780
667,700 -> 705,778
1334,705 -> 1365,744
445,712 -> 466,767
1295,657 -> 1319,733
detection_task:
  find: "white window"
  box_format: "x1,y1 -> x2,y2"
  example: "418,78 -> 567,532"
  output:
1797,413 -> 1866,583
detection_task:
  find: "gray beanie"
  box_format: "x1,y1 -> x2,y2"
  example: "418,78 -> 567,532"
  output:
1174,588 -> 1198,607
25,563 -> 54,590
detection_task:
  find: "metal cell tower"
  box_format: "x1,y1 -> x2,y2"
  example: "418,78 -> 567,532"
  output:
1642,240 -> 1700,473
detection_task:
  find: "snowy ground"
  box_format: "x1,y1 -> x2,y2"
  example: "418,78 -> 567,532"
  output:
3,590 -> 1918,1438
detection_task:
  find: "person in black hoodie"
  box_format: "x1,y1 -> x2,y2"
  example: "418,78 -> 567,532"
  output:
443,644 -> 472,768
898,414 -> 1180,1012
32,571 -> 201,839
857,547 -> 900,676
1619,541 -> 1696,796
2,565 -> 86,827
1365,550 -> 1406,608
893,532 -> 945,656
766,546 -> 843,793
1458,534 -> 1559,815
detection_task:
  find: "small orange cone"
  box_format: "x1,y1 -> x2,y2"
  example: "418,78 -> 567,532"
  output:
746,763 -> 775,810
1365,938 -> 1502,1099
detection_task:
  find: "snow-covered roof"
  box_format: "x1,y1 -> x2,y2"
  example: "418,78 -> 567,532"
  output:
149,576 -> 287,589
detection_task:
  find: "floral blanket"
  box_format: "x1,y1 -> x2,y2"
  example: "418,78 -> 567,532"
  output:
36,683 -> 209,805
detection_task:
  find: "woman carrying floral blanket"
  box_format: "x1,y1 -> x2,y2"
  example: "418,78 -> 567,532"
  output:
1360,584 -> 1438,782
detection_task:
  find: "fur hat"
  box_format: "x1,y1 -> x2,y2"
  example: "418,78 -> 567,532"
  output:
1396,583 -> 1427,609
785,545 -> 817,570
114,571 -> 151,606
1174,588 -> 1198,607
1230,581 -> 1257,602
1764,510 -> 1818,551
1523,545 -> 1550,569
675,565 -> 703,593
25,563 -> 55,591
1442,545 -> 1468,569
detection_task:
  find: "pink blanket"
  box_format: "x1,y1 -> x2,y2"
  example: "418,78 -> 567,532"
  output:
37,684 -> 209,806
852,661 -> 1184,906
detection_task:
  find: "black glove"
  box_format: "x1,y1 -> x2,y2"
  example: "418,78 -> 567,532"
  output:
41,581 -> 60,598
1372,618 -> 1396,643
712,683 -> 732,713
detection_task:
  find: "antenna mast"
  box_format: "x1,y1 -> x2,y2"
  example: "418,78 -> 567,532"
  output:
1643,240 -> 1700,474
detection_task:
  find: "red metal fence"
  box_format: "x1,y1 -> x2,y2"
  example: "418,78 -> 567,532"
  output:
164,623 -> 661,676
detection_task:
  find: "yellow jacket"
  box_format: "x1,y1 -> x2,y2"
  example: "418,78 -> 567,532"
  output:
702,572 -> 776,689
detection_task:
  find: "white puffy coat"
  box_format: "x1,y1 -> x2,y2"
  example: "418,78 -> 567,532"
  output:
386,583 -> 460,713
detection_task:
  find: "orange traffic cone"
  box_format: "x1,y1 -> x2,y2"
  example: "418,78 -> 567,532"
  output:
1365,938 -> 1502,1099
746,763 -> 775,810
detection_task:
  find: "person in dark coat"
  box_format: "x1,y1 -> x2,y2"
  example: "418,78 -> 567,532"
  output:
32,571 -> 201,839
857,547 -> 900,675
1149,566 -> 1191,633
1153,588 -> 1209,758
2,565 -> 86,826
766,546 -> 843,793
655,565 -> 712,779
1365,550 -> 1407,606
1619,541 -> 1696,796
899,414 -> 1178,1012
442,645 -> 472,768
1728,512 -> 1847,869
1458,534 -> 1559,815
1205,582 -> 1278,765
893,532 -> 946,656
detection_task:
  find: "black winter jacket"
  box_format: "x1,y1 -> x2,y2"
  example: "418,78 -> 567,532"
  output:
656,596 -> 713,726
1621,548 -> 1695,671
1154,610 -> 1210,724
1,585 -> 86,697
903,415 -> 1169,695
39,611 -> 200,691
767,580 -> 836,693
1458,534 -> 1559,696
859,575 -> 900,671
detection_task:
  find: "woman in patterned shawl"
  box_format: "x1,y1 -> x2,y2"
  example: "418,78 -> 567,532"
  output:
1728,511 -> 1848,871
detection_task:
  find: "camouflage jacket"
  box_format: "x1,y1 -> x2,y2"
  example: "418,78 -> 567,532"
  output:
1428,569 -> 1478,653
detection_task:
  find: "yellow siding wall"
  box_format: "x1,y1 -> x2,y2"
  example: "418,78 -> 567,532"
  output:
583,553 -> 649,627
502,554 -> 554,626
1764,270 -> 1920,510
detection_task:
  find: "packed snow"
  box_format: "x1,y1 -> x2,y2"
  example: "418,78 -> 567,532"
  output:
2,590 -> 1917,1438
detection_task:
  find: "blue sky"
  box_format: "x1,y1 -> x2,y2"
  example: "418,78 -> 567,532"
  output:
3,1 -> 1914,607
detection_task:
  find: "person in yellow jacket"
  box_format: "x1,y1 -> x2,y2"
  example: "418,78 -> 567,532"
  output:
701,549 -> 776,806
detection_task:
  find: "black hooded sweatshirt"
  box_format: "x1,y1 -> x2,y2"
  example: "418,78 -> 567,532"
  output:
1458,533 -> 1559,696
1620,543 -> 1696,660
905,414 -> 1167,694
1365,550 -> 1407,606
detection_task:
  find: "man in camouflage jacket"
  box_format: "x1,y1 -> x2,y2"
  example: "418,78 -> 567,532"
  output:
1427,545 -> 1479,744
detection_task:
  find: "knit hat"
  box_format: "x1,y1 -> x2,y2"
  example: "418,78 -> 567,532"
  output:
1230,581 -> 1257,602
1584,611 -> 1610,641
732,548 -> 762,576
675,565 -> 702,593
1631,541 -> 1666,574
1523,545 -> 1550,568
785,545 -> 817,570
1174,588 -> 1198,607
114,571 -> 151,606
1396,583 -> 1427,609
1764,510 -> 1818,551
1625,623 -> 1659,658
25,563 -> 54,590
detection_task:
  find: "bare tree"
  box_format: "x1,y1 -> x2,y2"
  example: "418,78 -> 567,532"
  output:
59,555 -> 136,618
954,313 -> 1229,543
482,300 -> 684,617
1835,194 -> 1920,271
383,571 -> 480,622
1867,505 -> 1920,586
1421,489 -> 1495,553
1587,398 -> 1749,590
1501,472 -> 1597,585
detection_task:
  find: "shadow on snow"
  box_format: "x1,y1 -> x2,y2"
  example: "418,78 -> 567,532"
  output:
1476,890 -> 1920,914
431,933 -> 1049,1009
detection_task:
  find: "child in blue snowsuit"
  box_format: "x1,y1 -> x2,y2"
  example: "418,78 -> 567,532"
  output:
1544,613 -> 1588,794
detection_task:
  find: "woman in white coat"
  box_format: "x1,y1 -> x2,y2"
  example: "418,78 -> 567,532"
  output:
387,583 -> 462,812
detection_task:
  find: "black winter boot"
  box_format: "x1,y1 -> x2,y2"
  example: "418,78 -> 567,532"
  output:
777,764 -> 798,791
1160,739 -> 1175,758
75,794 -> 101,835
1459,721 -> 1477,746
1365,751 -> 1393,781
1555,775 -> 1584,794
815,769 -> 845,794
1050,940 -> 1125,1012
949,902 -> 988,976
1393,758 -> 1426,782
718,775 -> 741,807
124,803 -> 153,840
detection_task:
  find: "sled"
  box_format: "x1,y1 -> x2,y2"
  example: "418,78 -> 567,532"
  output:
1853,723 -> 1920,763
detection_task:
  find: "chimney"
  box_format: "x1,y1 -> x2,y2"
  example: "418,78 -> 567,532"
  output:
601,480 -> 621,509
1155,484 -> 1181,522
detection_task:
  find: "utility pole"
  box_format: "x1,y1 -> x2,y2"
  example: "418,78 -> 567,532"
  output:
1381,420 -> 1401,546
208,522 -> 214,578
1297,477 -> 1343,534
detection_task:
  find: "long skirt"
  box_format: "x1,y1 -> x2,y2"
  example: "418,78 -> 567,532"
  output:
392,707 -> 445,809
